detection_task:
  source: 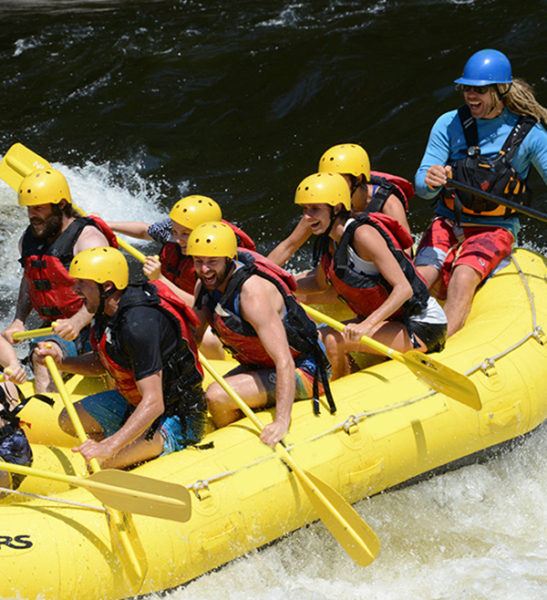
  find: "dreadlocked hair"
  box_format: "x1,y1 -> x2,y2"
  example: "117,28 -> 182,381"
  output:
497,78 -> 547,126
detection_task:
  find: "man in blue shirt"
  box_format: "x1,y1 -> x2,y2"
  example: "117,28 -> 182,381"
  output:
414,49 -> 547,336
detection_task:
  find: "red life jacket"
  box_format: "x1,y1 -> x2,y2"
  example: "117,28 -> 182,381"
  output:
159,219 -> 256,294
91,281 -> 203,407
20,216 -> 118,322
197,250 -> 335,414
367,171 -> 414,213
321,213 -> 429,319
198,251 -> 299,367
160,244 -> 196,294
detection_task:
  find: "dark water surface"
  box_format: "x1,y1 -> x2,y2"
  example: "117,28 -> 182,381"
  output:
0,0 -> 545,260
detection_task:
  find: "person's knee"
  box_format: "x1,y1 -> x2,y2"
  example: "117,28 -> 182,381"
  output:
447,265 -> 482,300
205,383 -> 228,414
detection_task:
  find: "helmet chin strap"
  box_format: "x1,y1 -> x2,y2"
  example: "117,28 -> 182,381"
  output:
96,283 -> 118,315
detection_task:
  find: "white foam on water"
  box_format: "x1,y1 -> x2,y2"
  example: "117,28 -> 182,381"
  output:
0,158 -> 187,324
149,425 -> 546,600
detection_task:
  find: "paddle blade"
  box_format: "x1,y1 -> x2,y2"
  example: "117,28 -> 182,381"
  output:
0,143 -> 51,190
295,467 -> 380,566
404,351 -> 481,410
89,469 -> 192,523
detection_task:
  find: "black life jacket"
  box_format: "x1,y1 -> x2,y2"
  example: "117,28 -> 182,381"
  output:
90,282 -> 204,435
366,171 -> 414,214
321,213 -> 430,319
0,385 -> 54,439
443,105 -> 536,222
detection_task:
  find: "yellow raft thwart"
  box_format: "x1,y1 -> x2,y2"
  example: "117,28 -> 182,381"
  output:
0,248 -> 546,600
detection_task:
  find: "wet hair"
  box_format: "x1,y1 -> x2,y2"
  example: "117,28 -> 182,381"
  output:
497,78 -> 547,126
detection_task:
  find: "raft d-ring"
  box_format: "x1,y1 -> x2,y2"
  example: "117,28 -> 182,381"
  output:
343,414 -> 360,435
533,325 -> 546,345
480,358 -> 497,377
191,480 -> 211,501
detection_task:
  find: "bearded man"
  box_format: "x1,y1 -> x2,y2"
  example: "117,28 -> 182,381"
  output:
2,168 -> 115,392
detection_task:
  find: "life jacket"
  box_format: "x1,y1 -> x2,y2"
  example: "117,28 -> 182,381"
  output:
0,385 -> 54,439
442,105 -> 536,221
367,171 -> 414,214
197,250 -> 335,414
90,281 -> 203,418
20,216 -> 118,322
321,213 -> 430,319
159,219 -> 256,294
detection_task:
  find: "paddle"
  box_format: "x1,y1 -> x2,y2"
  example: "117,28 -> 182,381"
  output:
44,352 -> 148,588
0,461 -> 191,522
198,352 -> 380,567
301,303 -> 481,411
12,323 -> 57,341
446,177 -> 547,223
0,143 -> 147,262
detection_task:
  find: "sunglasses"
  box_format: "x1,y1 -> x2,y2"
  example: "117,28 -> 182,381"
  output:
458,84 -> 491,94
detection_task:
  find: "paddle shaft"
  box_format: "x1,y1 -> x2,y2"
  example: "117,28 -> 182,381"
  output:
198,352 -> 379,566
44,355 -> 147,585
301,303 -> 481,410
446,177 -> 547,223
302,303 -> 406,363
13,323 -> 56,341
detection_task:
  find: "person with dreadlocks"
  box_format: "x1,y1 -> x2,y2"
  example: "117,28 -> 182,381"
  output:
36,247 -> 206,468
414,49 -> 547,336
293,172 -> 447,380
1,168 -> 116,392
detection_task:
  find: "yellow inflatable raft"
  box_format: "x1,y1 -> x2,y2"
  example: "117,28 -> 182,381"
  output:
1,247 -> 546,600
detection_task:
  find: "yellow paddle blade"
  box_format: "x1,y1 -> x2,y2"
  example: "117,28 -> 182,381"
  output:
0,143 -> 50,190
199,352 -> 380,567
287,461 -> 380,566
302,303 -> 481,410
0,461 -> 191,523
402,351 -> 481,410
88,470 -> 192,523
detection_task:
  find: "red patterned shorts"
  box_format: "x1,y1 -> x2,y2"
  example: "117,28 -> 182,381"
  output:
415,216 -> 514,300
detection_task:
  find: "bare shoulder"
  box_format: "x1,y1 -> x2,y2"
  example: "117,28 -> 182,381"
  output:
74,223 -> 110,252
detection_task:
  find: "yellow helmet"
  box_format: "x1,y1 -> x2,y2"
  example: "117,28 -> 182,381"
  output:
69,247 -> 129,290
18,168 -> 72,206
186,221 -> 237,259
294,172 -> 351,210
169,195 -> 222,230
318,144 -> 371,180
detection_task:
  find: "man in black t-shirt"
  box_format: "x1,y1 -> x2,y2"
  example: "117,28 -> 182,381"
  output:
37,247 -> 205,469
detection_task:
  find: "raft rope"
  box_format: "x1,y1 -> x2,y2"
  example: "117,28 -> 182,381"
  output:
185,252 -> 544,497
465,252 -> 544,377
0,485 -> 106,512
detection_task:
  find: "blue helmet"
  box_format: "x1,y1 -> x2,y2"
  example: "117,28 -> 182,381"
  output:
454,49 -> 512,86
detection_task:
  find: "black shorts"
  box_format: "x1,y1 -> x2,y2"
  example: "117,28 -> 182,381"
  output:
405,318 -> 447,354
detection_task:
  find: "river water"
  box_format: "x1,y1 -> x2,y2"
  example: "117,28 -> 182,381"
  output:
0,1 -> 545,598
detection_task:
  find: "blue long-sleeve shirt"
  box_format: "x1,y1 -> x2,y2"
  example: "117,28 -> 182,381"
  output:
415,107 -> 547,237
